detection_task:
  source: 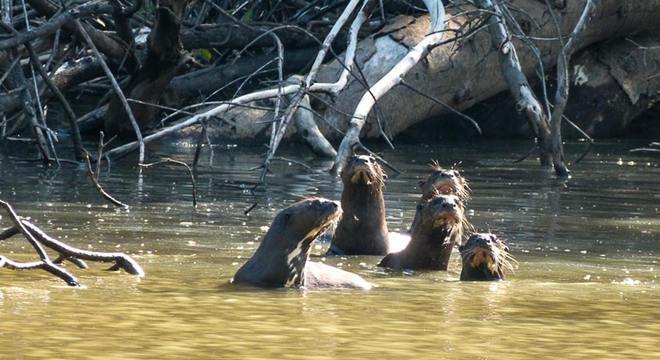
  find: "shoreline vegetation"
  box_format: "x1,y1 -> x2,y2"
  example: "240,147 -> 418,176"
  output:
1,1 -> 659,180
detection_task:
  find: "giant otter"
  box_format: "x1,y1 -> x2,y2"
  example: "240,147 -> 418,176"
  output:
378,194 -> 467,271
327,155 -> 389,256
418,161 -> 471,202
232,198 -> 372,290
408,162 -> 470,232
459,233 -> 516,281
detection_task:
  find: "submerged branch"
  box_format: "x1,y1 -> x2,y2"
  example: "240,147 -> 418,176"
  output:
0,200 -> 145,285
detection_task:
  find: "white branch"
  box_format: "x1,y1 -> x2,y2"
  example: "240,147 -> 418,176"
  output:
105,0 -> 371,160
331,0 -> 446,173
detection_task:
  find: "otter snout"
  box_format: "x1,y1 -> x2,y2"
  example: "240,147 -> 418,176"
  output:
441,201 -> 456,210
474,234 -> 494,247
317,199 -> 341,216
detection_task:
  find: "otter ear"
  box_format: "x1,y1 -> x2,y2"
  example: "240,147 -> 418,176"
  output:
382,173 -> 388,180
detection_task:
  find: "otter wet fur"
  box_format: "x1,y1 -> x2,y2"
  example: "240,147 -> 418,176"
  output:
419,161 -> 471,202
379,194 -> 468,271
327,155 -> 389,256
459,233 -> 516,281
232,198 -> 372,290
409,162 -> 470,232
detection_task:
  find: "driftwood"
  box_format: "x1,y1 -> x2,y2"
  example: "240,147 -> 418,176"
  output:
0,200 -> 144,286
2,0 -> 660,180
152,1 -> 660,159
463,35 -> 660,139
95,0 -> 660,173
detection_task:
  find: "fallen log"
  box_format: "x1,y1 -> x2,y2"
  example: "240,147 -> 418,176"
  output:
459,35 -> 660,139
173,0 -> 660,143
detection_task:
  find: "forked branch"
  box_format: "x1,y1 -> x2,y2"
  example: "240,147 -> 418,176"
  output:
0,200 -> 144,286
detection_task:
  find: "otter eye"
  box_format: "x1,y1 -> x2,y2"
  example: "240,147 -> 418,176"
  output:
416,204 -> 423,211
458,245 -> 464,252
283,212 -> 292,222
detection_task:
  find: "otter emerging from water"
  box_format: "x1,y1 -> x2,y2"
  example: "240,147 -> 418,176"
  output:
459,233 -> 516,281
232,198 -> 372,290
378,194 -> 468,271
327,155 -> 389,256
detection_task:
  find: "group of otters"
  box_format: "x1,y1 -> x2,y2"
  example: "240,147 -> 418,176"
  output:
233,155 -> 516,290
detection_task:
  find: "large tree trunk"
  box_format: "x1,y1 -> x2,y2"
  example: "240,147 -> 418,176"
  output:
191,0 -> 660,142
469,35 -> 660,139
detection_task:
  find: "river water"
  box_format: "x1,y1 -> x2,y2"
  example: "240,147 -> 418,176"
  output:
0,140 -> 658,359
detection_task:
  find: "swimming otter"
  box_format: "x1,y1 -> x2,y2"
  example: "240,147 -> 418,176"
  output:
378,194 -> 467,271
232,198 -> 372,290
459,233 -> 516,281
327,155 -> 389,256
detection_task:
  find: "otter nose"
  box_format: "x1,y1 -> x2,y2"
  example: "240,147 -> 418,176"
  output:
476,236 -> 491,246
441,201 -> 456,210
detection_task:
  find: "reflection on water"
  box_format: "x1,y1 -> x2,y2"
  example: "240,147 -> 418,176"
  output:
1,140 -> 659,359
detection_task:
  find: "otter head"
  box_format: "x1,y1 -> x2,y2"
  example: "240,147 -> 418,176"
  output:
417,194 -> 465,230
233,198 -> 341,288
342,155 -> 385,188
459,233 -> 516,281
386,194 -> 468,271
273,198 -> 342,248
418,161 -> 470,202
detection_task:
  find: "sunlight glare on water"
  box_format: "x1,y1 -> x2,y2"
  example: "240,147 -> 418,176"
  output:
0,141 -> 658,359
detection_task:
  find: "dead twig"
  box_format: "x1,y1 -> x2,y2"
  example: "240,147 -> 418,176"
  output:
84,151 -> 129,208
244,202 -> 258,215
139,158 -> 198,208
74,19 -> 145,163
399,79 -> 482,135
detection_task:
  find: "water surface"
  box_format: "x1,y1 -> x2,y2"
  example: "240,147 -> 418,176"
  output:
1,140 -> 658,359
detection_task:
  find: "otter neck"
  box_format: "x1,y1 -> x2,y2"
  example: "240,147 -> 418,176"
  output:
405,219 -> 459,269
340,180 -> 385,222
244,229 -> 315,287
460,261 -> 503,281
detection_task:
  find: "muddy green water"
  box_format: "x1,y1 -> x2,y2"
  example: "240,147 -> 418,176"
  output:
0,140 -> 658,359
